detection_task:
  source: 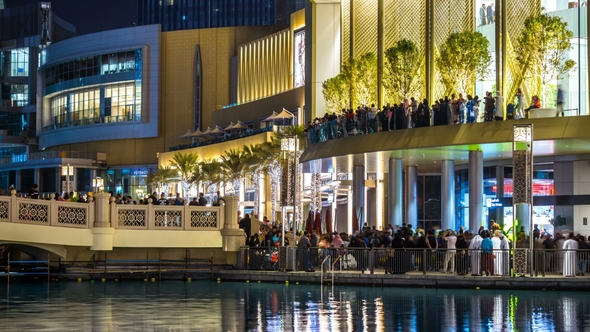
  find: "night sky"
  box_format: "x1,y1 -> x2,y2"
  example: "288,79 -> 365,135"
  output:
8,0 -> 137,36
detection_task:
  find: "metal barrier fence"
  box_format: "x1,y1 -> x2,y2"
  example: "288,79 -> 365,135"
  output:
237,247 -> 590,277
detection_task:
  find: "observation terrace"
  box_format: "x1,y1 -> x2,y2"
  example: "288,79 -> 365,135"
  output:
300,116 -> 590,173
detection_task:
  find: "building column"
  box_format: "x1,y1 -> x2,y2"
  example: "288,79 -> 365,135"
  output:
305,0 -> 342,120
405,165 -> 418,229
468,151 -> 483,232
353,164 -> 365,229
495,165 -> 505,226
221,195 -> 244,265
33,168 -> 41,187
441,160 -> 455,231
14,170 -> 21,192
90,192 -> 115,251
388,158 -> 403,227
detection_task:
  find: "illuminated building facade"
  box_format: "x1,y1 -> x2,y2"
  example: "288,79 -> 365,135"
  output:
0,2 -> 75,190
138,0 -> 305,31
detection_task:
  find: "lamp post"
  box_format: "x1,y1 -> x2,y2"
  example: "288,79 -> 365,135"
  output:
281,136 -> 299,271
93,176 -> 104,193
61,163 -> 74,194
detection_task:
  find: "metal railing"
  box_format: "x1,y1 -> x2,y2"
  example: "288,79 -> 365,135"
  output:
0,150 -> 98,164
237,246 -> 590,278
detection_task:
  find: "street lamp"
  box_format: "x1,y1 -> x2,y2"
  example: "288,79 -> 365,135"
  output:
61,164 -> 74,194
92,176 -> 104,193
281,136 -> 299,271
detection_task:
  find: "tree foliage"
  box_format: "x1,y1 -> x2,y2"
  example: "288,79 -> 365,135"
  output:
168,152 -> 200,198
322,53 -> 377,110
513,13 -> 576,101
436,31 -> 491,96
383,39 -> 423,102
322,75 -> 349,114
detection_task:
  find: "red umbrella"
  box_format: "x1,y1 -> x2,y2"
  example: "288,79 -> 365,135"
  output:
352,206 -> 359,232
305,210 -> 313,233
325,208 -> 333,234
313,210 -> 322,234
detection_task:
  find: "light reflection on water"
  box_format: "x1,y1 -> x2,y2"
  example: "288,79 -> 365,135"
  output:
0,281 -> 588,331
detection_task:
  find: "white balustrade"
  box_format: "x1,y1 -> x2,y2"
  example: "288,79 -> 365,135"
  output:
0,194 -> 222,231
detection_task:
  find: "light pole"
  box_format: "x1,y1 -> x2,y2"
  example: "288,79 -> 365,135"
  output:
281,136 -> 299,271
92,176 -> 104,193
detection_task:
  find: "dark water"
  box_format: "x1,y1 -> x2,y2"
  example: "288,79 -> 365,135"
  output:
0,280 -> 589,331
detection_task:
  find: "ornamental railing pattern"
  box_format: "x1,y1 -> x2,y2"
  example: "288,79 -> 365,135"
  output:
0,195 -> 223,231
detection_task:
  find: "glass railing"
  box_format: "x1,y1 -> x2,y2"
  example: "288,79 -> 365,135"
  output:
43,115 -> 141,131
0,150 -> 98,164
307,107 -> 585,145
168,126 -> 274,152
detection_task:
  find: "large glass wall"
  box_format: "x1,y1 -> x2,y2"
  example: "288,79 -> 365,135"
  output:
474,0 -> 588,117
44,49 -> 142,130
417,175 -> 441,230
0,48 -> 29,77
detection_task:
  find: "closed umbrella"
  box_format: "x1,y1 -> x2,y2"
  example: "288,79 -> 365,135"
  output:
325,208 -> 333,234
352,206 -> 359,232
305,210 -> 313,233
313,210 -> 322,234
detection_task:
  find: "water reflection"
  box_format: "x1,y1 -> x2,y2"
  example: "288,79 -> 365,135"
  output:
0,281 -> 589,331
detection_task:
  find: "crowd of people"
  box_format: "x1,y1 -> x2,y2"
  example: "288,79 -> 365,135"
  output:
304,91 -> 550,145
245,220 -> 589,277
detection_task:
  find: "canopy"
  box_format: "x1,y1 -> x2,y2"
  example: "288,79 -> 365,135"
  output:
261,111 -> 278,122
223,122 -> 235,131
202,127 -> 213,135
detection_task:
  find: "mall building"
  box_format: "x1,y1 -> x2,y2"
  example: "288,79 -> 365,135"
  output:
0,1 -> 589,235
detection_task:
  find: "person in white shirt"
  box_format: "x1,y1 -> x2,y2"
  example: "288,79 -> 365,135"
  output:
443,230 -> 457,273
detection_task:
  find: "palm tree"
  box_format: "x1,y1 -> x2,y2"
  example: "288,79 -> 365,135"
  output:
168,152 -> 200,199
219,148 -> 249,196
146,166 -> 178,197
200,158 -> 223,204
244,142 -> 278,217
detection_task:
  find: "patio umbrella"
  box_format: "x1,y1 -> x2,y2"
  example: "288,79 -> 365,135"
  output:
274,108 -> 295,126
177,129 -> 193,139
210,125 -> 225,137
189,128 -> 205,137
305,210 -> 313,233
325,208 -> 333,234
261,111 -> 278,122
313,210 -> 322,234
223,122 -> 235,131
231,121 -> 248,130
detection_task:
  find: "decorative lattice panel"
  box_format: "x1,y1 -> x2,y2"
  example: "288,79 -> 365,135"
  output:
505,0 -> 542,102
512,150 -> 531,204
383,0 -> 426,51
190,210 -> 218,229
0,200 -> 8,220
57,206 -> 87,226
353,0 -> 378,57
341,0 -> 351,62
118,209 -> 146,227
155,210 -> 182,228
514,248 -> 529,275
18,202 -> 49,224
432,0 -> 475,98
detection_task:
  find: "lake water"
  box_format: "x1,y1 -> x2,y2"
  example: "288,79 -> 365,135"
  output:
0,280 -> 588,331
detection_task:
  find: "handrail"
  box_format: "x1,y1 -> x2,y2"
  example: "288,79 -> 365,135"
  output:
320,255 -> 331,288
331,256 -> 341,286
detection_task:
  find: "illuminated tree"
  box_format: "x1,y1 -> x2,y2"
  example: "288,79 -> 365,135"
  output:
168,152 -> 200,199
146,166 -> 178,197
383,39 -> 423,102
513,13 -> 576,103
437,31 -> 491,96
